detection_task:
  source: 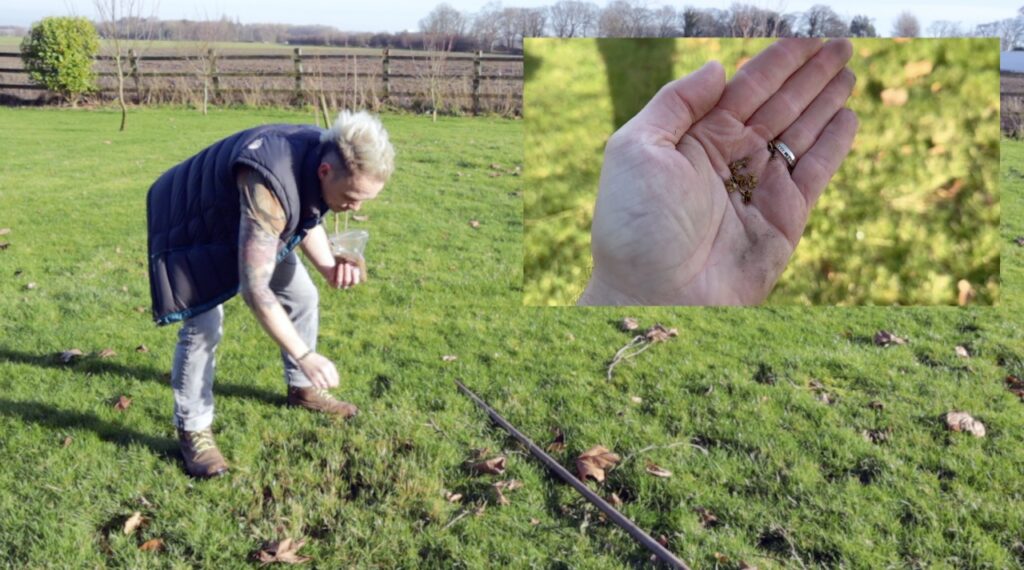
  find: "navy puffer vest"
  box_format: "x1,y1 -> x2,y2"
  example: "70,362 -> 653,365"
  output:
147,124 -> 331,326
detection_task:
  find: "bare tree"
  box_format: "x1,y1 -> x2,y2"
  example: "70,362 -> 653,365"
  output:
849,15 -> 877,37
180,14 -> 233,114
892,12 -> 921,37
471,2 -> 502,50
519,7 -> 548,39
598,0 -> 651,37
681,7 -> 728,37
93,0 -> 155,131
548,0 -> 599,38
651,6 -> 680,37
927,20 -> 965,38
975,18 -> 1023,50
728,4 -> 793,38
420,3 -> 467,52
800,5 -> 847,37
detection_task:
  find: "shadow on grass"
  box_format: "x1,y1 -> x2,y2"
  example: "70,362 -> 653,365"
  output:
596,39 -> 675,130
0,347 -> 285,406
0,397 -> 179,459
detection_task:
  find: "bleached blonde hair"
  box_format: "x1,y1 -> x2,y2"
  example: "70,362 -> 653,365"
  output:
320,110 -> 395,182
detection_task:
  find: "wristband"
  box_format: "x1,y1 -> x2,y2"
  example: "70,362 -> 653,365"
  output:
297,349 -> 314,362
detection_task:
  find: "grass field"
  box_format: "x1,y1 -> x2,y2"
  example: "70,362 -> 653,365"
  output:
2,107 -> 1023,568
524,38 -> 1000,306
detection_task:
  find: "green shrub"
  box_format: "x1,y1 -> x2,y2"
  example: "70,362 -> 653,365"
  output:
19,17 -> 99,106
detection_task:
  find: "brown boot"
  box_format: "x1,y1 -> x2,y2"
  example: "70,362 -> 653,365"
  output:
177,427 -> 229,479
287,386 -> 359,418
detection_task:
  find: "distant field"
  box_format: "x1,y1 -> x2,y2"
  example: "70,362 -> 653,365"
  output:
0,37 -> 522,113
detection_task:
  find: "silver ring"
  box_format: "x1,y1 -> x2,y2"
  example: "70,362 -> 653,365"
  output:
770,140 -> 796,171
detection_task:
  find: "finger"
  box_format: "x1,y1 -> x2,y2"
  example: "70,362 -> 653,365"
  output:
747,39 -> 853,140
352,267 -> 361,285
343,264 -> 353,288
333,265 -> 342,288
718,38 -> 824,123
621,60 -> 726,146
776,67 -> 856,157
326,363 -> 339,388
791,108 -> 858,207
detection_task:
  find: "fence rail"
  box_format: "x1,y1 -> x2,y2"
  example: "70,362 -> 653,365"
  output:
0,47 -> 523,114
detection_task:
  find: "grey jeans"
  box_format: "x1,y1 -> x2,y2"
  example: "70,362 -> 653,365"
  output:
170,251 -> 319,431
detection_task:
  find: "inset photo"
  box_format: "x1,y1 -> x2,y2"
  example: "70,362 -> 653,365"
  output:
523,38 -> 999,306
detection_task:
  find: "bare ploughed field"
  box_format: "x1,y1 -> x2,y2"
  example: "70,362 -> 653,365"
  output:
1001,71 -> 1024,134
0,45 -> 523,114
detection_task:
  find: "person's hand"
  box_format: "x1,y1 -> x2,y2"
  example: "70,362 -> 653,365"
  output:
297,352 -> 339,388
332,258 -> 364,289
580,38 -> 858,305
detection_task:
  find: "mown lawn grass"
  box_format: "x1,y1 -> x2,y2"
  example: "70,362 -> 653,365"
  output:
2,107 -> 1023,569
1001,138 -> 1024,308
523,38 -> 1000,306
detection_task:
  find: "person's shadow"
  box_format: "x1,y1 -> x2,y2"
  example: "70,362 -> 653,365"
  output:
0,347 -> 286,461
596,39 -> 676,130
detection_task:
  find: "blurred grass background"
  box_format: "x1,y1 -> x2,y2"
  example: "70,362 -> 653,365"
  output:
524,38 -> 1000,306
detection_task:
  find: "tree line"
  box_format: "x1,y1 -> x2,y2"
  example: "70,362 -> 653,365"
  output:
7,2 -> 1023,54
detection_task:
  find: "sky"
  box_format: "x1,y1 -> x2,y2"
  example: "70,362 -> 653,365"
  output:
3,0 -> 1019,36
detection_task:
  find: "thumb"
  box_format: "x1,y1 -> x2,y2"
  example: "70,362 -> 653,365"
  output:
623,60 -> 726,145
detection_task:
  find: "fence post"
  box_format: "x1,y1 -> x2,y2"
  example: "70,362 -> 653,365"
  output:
293,47 -> 304,106
472,50 -> 482,116
381,47 -> 390,103
207,48 -> 220,103
129,48 -> 141,104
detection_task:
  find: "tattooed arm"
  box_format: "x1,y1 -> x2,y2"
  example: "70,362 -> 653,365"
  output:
237,167 -> 339,388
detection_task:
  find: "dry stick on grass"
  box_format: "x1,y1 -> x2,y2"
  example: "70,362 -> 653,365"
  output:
607,325 -> 678,380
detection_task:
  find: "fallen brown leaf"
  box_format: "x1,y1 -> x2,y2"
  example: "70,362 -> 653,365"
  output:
529,518 -> 541,526
873,330 -> 907,347
945,411 -> 986,437
445,491 -> 463,503
134,306 -> 147,313
546,426 -> 565,453
576,445 -> 620,482
607,492 -> 623,507
1007,376 -> 1024,400
630,396 -> 643,404
862,427 -> 892,444
62,435 -> 73,447
257,538 -> 310,565
620,317 -> 639,331
441,354 -> 457,362
114,395 -> 132,411
880,87 -> 908,107
123,511 -> 146,535
60,349 -> 84,363
955,345 -> 970,358
0,243 -> 9,251
492,479 -> 523,505
139,538 -> 164,552
468,220 -> 481,229
489,163 -> 502,169
868,400 -> 885,410
351,214 -> 369,222
474,503 -> 487,516
471,456 -> 506,476
644,460 -> 673,478
0,228 -> 10,236
136,344 -> 149,353
695,506 -> 720,528
644,324 -> 678,343
904,60 -> 933,80
99,348 -> 117,359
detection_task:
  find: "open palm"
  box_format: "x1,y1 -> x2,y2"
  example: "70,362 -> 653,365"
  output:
581,39 -> 858,305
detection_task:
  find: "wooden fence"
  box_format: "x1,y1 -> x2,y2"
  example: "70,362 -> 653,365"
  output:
0,47 -> 524,114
